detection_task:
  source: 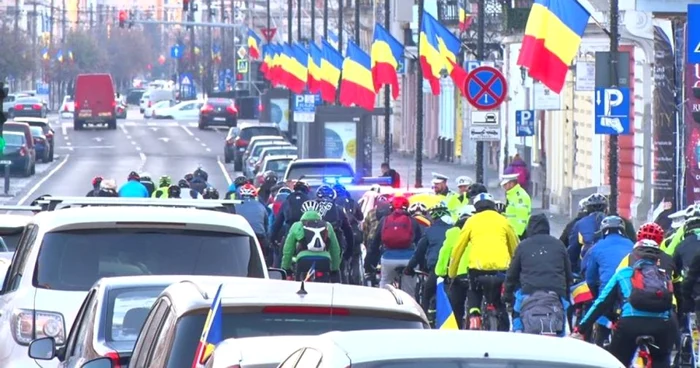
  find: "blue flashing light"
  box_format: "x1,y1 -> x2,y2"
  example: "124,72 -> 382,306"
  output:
360,176 -> 393,186
322,176 -> 353,185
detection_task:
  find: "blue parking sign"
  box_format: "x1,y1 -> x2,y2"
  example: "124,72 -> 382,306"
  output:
688,4 -> 700,64
515,110 -> 535,137
594,87 -> 631,135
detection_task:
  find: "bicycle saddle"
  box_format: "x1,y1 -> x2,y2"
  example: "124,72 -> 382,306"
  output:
635,335 -> 655,345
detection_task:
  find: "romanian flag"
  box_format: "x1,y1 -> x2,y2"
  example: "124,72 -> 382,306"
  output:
56,50 -> 64,63
432,20 -> 469,98
282,43 -> 308,94
247,29 -> 262,59
260,44 -> 271,78
517,0 -> 590,93
338,41 -> 376,111
304,262 -> 316,282
269,44 -> 285,86
419,12 -> 443,95
328,31 -> 340,50
319,39 -> 344,103
191,284 -> 223,367
307,43 -> 323,94
436,277 -> 459,329
458,0 -> 473,32
41,48 -> 49,60
370,23 -> 404,99
569,281 -> 593,305
67,50 -> 74,62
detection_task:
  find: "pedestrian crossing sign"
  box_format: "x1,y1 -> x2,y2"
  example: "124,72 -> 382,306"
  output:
237,59 -> 249,73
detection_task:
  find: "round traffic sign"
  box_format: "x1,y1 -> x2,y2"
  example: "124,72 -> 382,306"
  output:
465,66 -> 508,110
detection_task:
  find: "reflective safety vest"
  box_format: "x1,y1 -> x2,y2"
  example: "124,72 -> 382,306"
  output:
505,184 -> 531,237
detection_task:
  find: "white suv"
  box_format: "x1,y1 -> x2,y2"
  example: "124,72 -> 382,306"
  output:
0,197 -> 272,367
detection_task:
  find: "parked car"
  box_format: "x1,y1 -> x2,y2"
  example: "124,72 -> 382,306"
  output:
5,121 -> 36,155
140,89 -> 176,114
198,97 -> 237,129
115,93 -> 127,119
27,276 -> 186,368
28,126 -> 51,162
60,95 -> 74,119
255,155 -> 297,185
253,145 -> 299,175
145,100 -> 175,119
154,100 -> 203,120
2,132 -> 35,177
241,136 -> 287,172
73,73 -> 117,130
223,123 -> 282,170
126,88 -> 145,105
3,93 -> 32,118
12,97 -> 48,118
12,117 -> 54,161
243,141 -> 293,177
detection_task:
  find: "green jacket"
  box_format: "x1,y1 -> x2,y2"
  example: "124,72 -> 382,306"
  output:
447,193 -> 470,221
505,184 -> 531,237
151,186 -> 169,198
663,225 -> 684,256
435,226 -> 471,277
281,210 -> 341,271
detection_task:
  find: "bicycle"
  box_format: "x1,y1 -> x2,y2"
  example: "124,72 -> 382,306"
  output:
675,313 -> 698,368
468,274 -> 505,331
631,335 -> 655,368
414,270 -> 436,326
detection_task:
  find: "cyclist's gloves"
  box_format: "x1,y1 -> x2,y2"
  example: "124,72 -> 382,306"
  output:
403,267 -> 416,276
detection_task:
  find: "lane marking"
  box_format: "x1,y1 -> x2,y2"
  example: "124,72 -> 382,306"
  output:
217,156 -> 233,185
181,125 -> 194,137
194,137 -> 200,142
130,141 -> 137,145
120,125 -> 129,134
200,142 -> 206,147
66,141 -> 72,146
16,154 -> 71,207
135,146 -> 142,151
126,135 -> 132,139
61,124 -> 67,135
138,152 -> 147,172
206,147 -> 211,152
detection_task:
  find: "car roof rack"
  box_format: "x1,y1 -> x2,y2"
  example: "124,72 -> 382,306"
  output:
0,205 -> 42,212
36,197 -> 242,213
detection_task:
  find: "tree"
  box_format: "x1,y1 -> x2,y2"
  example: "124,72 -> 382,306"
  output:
104,28 -> 156,88
54,30 -> 109,81
0,25 -> 33,80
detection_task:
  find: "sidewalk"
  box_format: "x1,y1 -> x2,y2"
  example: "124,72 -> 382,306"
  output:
370,142 -> 571,236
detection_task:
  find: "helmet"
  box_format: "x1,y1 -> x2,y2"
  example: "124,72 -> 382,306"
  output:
178,179 -> 190,188
428,202 -> 450,219
277,187 -> 292,195
494,201 -> 506,214
408,202 -> 428,216
203,187 -> 220,199
128,171 -> 140,181
600,215 -> 625,234
369,184 -> 381,193
140,172 -> 151,181
585,193 -> 608,212
458,205 -> 476,220
685,204 -> 700,219
234,175 -> 247,187
263,171 -> 278,185
332,184 -> 348,198
239,184 -> 257,198
467,183 -> 488,199
193,168 -> 208,181
101,179 -> 117,191
473,193 -> 495,206
91,176 -> 103,187
159,175 -> 172,187
184,173 -> 195,182
301,200 -> 321,213
578,197 -> 588,213
390,196 -> 410,210
634,239 -> 660,250
637,222 -> 664,245
456,176 -> 473,187
316,185 -> 336,200
167,185 -> 181,198
293,180 -> 310,193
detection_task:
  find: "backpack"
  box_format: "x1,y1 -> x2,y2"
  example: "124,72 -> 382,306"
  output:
520,290 -> 565,335
381,211 -> 414,249
286,193 -> 307,224
628,260 -> 674,313
300,219 -> 329,252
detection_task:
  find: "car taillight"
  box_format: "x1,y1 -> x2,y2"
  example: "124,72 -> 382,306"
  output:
14,104 -> 23,110
226,138 -> 234,146
11,309 -> 66,346
226,105 -> 237,114
74,101 -> 79,110
201,104 -> 214,113
104,351 -> 123,368
261,306 -> 350,315
234,138 -> 248,147
32,104 -> 42,110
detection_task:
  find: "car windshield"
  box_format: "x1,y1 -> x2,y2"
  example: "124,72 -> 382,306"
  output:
108,286 -> 166,343
165,310 -> 425,368
30,127 -> 43,137
207,98 -> 232,107
34,229 -> 265,291
262,148 -> 297,159
352,359 -> 608,368
265,159 -> 291,173
3,133 -> 24,146
0,226 -> 24,251
285,163 -> 354,180
16,98 -> 40,104
239,128 -> 280,140
154,101 -> 171,108
252,144 -> 289,158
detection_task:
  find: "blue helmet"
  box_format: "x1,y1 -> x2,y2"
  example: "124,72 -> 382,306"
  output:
332,184 -> 348,198
316,185 -> 336,200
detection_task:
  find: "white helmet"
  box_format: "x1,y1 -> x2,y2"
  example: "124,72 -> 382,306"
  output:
369,184 -> 381,193
634,239 -> 660,250
456,176 -> 473,187
408,202 -> 428,215
458,205 -> 476,219
473,193 -> 495,205
685,204 -> 700,219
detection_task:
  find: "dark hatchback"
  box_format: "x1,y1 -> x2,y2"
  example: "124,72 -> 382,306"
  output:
13,97 -> 48,118
224,123 -> 282,170
13,117 -> 55,161
2,132 -> 36,177
199,98 -> 237,129
29,126 -> 51,162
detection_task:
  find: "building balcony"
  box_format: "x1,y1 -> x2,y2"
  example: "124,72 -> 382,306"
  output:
436,0 -> 460,27
504,0 -> 532,34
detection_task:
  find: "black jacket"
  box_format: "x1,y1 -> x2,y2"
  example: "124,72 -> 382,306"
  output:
682,249 -> 700,311
673,232 -> 700,273
141,180 -> 155,196
505,213 -> 573,299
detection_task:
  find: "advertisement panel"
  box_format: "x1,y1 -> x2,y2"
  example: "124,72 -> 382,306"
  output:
325,122 -> 357,171
684,47 -> 700,203
269,98 -> 289,132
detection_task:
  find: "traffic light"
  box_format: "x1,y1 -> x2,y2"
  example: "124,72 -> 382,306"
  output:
236,73 -> 243,81
0,82 -> 7,134
118,10 -> 126,28
183,0 -> 189,11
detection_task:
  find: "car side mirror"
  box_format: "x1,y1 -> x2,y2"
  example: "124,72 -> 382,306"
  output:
268,268 -> 287,280
80,357 -> 113,368
28,337 -> 57,360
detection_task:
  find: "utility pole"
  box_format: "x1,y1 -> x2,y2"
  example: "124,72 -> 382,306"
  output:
608,0 -> 620,214
475,0 -> 485,183
310,0 -> 315,43
353,0 -> 359,43
383,0 -> 390,164
220,0 -> 226,91
323,0 -> 328,38
206,0 -> 213,94
61,0 -> 66,43
338,0 -> 343,50
189,3 -> 196,84
415,0 -> 423,188
297,0 -> 301,41
14,0 -> 19,37
31,1 -> 38,86
287,0 -> 294,140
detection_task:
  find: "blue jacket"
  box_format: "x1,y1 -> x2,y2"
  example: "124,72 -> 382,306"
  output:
578,261 -> 672,335
567,211 -> 605,271
408,219 -> 451,270
235,198 -> 268,235
585,233 -> 633,293
190,177 -> 208,194
118,180 -> 149,198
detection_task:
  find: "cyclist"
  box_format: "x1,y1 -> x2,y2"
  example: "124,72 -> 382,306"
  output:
572,238 -> 678,368
258,170 -> 279,204
190,168 -> 209,194
313,186 -> 354,272
152,175 -> 172,198
365,195 -> 422,297
406,202 -> 453,314
98,179 -> 119,197
447,176 -> 473,218
139,173 -> 155,196
178,179 -> 203,199
202,187 -> 220,199
236,183 -> 270,264
167,185 -> 181,198
568,193 -> 609,273
436,205 -> 475,328
87,176 -> 103,197
409,202 -> 431,228
560,197 -> 589,247
281,202 -> 342,282
334,183 -> 364,284
500,172 -> 531,239
449,192 -> 518,331
270,181 -> 311,245
269,186 -> 292,229
671,215 -> 700,273
663,204 -> 697,254
504,213 -> 573,335
118,171 -> 149,198
585,216 -> 634,297
225,175 -> 248,199
362,194 -> 392,251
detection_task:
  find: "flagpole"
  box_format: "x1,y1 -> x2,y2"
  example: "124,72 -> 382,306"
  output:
474,0 -> 485,184
336,0 -> 343,105
383,0 -> 391,165
287,0 -> 295,141
415,0 -> 424,188
608,0 -> 620,214
323,0 -> 328,39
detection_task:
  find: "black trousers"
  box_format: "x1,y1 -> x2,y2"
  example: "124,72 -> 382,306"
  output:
256,234 -> 272,268
607,317 -> 677,368
449,275 -> 470,329
295,256 -> 332,283
421,270 -> 438,313
466,270 -> 509,331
